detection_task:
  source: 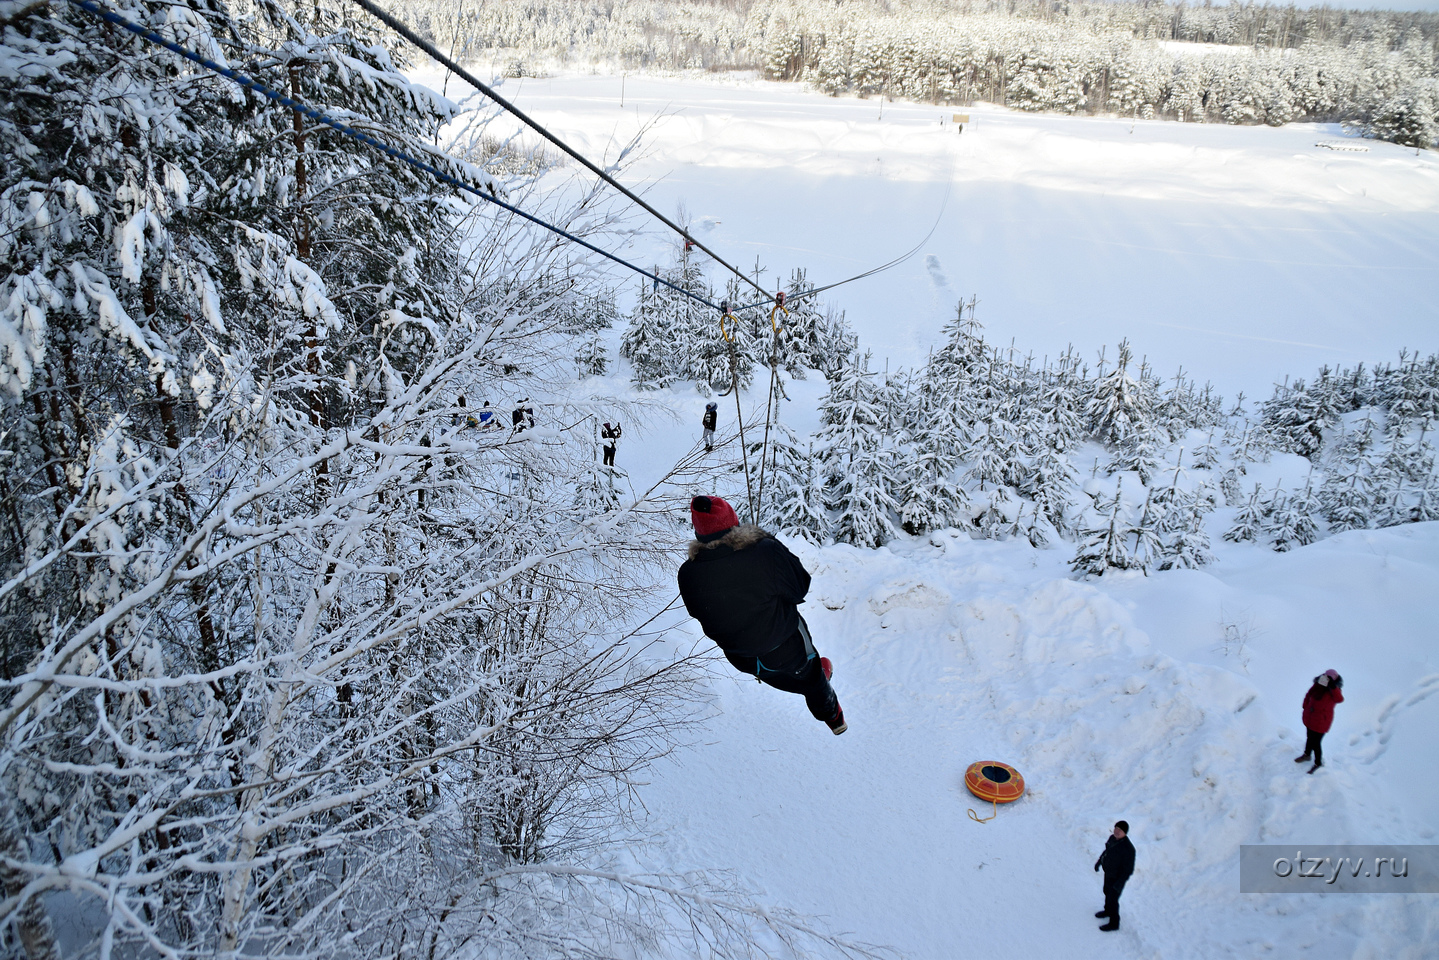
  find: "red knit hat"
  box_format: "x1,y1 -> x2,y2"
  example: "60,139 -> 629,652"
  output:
690,495 -> 739,539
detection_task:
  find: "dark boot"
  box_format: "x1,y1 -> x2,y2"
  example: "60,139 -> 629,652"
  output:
826,703 -> 848,735
1094,910 -> 1110,918
1308,761 -> 1321,774
1294,754 -> 1311,763
1099,919 -> 1120,931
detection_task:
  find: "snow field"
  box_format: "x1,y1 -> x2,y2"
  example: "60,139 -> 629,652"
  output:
430,69 -> 1439,402
632,519 -> 1439,958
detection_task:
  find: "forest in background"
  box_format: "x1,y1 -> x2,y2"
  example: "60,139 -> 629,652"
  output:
392,0 -> 1439,145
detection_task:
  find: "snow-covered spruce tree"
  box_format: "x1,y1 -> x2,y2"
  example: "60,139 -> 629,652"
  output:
1127,487 -> 1166,574
1086,339 -> 1149,446
1021,444 -> 1078,535
816,351 -> 896,548
1411,470 -> 1439,523
1224,484 -> 1267,544
1191,427 -> 1221,471
620,257 -> 708,390
1158,496 -> 1215,570
1366,79 -> 1439,150
1032,352 -> 1087,453
1320,414 -> 1380,532
1071,478 -> 1135,578
1260,370 -> 1342,459
1266,476 -> 1321,551
618,274 -> 677,388
767,437 -> 830,543
1106,426 -> 1163,485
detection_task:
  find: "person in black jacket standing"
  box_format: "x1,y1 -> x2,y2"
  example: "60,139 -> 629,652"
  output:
701,402 -> 718,452
678,495 -> 847,734
1094,820 -> 1135,931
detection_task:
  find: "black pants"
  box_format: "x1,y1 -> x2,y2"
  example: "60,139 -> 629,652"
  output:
724,618 -> 838,722
1304,728 -> 1325,764
603,445 -> 615,466
1102,875 -> 1128,923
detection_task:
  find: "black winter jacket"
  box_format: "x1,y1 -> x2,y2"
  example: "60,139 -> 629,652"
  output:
1096,835 -> 1135,881
677,525 -> 811,658
702,408 -> 717,430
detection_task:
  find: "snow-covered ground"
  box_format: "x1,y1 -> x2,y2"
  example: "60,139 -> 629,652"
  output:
417,68 -> 1439,956
443,70 -> 1439,403
637,521 -> 1439,959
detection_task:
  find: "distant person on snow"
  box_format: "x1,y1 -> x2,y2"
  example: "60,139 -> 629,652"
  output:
1094,820 -> 1135,932
677,495 -> 847,735
601,421 -> 621,466
512,399 -> 534,433
1295,669 -> 1344,774
701,402 -> 718,452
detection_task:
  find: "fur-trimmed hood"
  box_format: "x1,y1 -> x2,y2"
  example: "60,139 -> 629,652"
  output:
687,524 -> 771,561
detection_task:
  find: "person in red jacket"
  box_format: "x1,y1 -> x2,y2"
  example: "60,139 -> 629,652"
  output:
1295,669 -> 1344,774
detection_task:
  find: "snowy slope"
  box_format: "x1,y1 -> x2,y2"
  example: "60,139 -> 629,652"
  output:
432,69 -> 1439,402
638,523 -> 1439,959
408,67 -> 1439,957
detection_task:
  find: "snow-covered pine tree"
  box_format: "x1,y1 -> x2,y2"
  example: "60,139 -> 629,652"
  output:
620,254 -> 737,392
1032,353 -> 1087,453
576,334 -> 608,376
1191,427 -> 1221,471
1410,470 -> 1439,523
1128,487 -> 1166,573
1224,484 -> 1267,543
895,436 -> 971,536
768,439 -> 830,543
816,351 -> 897,547
1320,414 -> 1379,532
618,275 -> 677,388
1086,339 -> 1148,446
1071,478 -> 1134,578
1266,477 -> 1320,551
1159,498 -> 1215,569
1106,426 -> 1163,485
776,268 -> 856,377
973,485 -> 1015,540
1021,445 -> 1078,536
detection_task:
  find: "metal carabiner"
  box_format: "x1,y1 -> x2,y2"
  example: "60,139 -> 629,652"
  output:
720,312 -> 737,342
768,290 -> 789,333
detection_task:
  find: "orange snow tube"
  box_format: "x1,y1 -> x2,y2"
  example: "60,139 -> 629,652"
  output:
965,761 -> 1025,823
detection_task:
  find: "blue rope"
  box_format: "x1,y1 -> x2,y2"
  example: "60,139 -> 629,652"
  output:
63,0 -> 722,312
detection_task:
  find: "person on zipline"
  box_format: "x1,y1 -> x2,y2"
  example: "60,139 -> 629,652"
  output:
678,495 -> 847,735
701,402 -> 718,452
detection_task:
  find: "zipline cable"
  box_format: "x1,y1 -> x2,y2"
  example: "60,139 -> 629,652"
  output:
753,294 -> 788,522
68,0 -> 952,520
718,307 -> 755,518
730,173 -> 953,314
349,0 -> 951,319
349,0 -> 773,305
63,0 -> 726,313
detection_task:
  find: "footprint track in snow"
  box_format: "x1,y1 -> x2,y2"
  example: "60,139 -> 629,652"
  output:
1350,672 -> 1439,763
